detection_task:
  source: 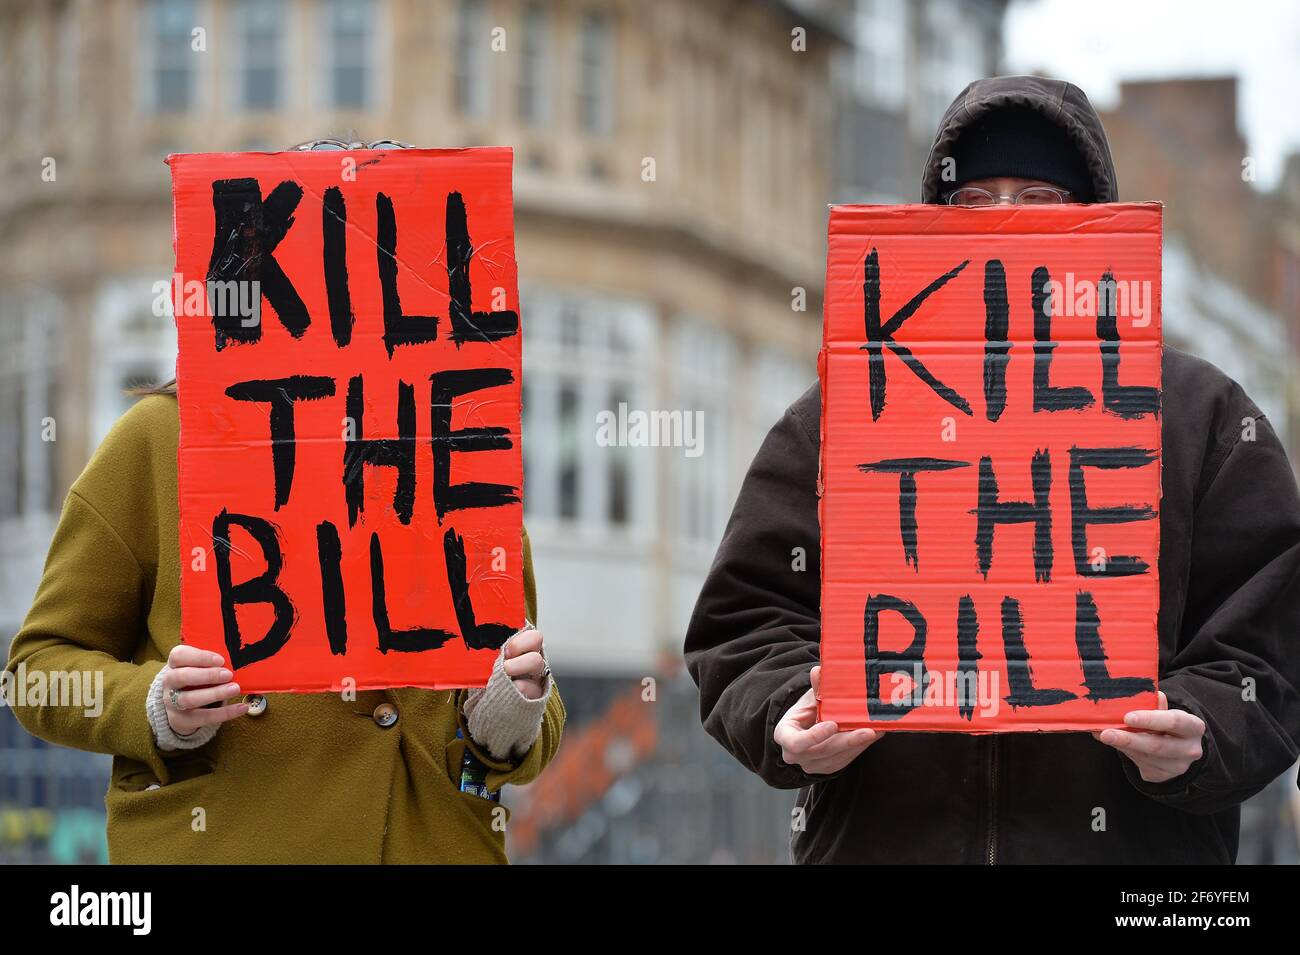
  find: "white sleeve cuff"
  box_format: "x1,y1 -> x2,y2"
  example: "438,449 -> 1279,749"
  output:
463,648 -> 551,762
146,666 -> 219,752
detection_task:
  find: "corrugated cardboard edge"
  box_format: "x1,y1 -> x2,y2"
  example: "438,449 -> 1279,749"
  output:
815,207 -> 835,724
165,148 -> 522,691
816,202 -> 1165,732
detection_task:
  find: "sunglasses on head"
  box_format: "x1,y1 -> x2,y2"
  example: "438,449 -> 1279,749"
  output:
292,139 -> 413,151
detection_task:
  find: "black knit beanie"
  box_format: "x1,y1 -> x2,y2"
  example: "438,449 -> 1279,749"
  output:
947,106 -> 1095,201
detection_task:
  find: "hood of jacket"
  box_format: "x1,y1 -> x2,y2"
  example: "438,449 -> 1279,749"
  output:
920,74 -> 1119,203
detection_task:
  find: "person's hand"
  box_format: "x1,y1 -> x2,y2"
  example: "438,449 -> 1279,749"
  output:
774,665 -> 884,775
163,645 -> 249,737
503,628 -> 549,700
1093,691 -> 1206,784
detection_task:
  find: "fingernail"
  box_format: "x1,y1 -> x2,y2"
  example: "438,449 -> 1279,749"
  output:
218,669 -> 232,681
226,684 -> 240,694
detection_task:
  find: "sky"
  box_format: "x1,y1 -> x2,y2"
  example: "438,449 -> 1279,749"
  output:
1004,0 -> 1300,189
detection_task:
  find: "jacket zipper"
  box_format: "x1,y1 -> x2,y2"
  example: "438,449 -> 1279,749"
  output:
985,736 -> 999,865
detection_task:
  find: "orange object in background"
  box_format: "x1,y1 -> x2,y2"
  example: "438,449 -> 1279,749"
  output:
170,148 -> 524,693
506,687 -> 658,857
819,203 -> 1163,731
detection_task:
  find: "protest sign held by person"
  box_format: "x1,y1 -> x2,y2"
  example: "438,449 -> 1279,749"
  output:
170,147 -> 526,693
6,141 -> 564,865
819,201 -> 1162,732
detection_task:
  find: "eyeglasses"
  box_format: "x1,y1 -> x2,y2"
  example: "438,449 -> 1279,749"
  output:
292,139 -> 413,151
945,186 -> 1073,206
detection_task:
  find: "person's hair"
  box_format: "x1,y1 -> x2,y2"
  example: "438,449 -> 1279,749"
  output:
128,378 -> 177,397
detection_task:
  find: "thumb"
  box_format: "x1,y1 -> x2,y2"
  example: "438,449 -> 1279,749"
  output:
810,665 -> 822,699
1156,690 -> 1169,711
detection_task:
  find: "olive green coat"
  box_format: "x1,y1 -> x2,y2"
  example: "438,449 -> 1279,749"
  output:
5,396 -> 563,863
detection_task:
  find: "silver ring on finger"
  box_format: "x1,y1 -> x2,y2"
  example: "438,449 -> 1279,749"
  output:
168,688 -> 184,710
538,664 -> 552,683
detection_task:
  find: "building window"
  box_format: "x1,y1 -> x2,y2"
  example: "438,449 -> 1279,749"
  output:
577,10 -> 614,135
14,17 -> 44,137
915,0 -> 985,134
454,0 -> 491,118
854,0 -> 907,110
671,321 -> 734,548
326,0 -> 371,109
557,381 -> 580,520
89,279 -> 177,448
741,89 -> 771,214
149,0 -> 197,112
517,3 -> 549,126
0,291 -> 62,521
521,289 -> 655,537
237,0 -> 283,110
57,3 -> 82,124
607,385 -> 630,526
0,374 -> 24,520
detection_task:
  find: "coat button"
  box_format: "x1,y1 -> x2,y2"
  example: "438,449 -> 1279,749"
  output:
373,703 -> 399,728
245,694 -> 268,717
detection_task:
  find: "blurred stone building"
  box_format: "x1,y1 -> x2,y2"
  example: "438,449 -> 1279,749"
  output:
0,0 -> 1014,864
1099,76 -> 1296,453
1097,76 -> 1300,863
825,0 -> 1009,204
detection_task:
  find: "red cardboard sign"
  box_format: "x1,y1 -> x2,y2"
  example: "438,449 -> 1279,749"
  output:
819,204 -> 1162,731
169,148 -> 524,693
